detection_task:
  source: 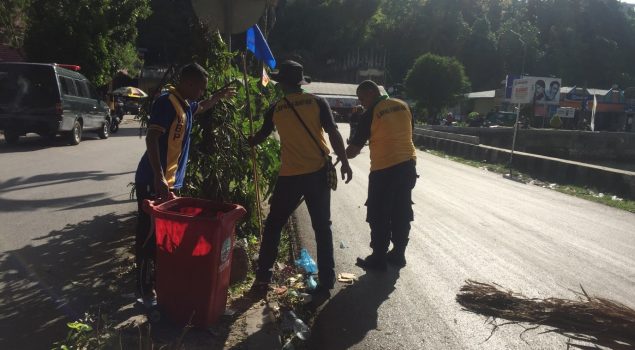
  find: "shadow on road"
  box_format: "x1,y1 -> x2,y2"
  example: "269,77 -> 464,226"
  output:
0,170 -> 135,212
309,268 -> 400,350
0,211 -> 137,349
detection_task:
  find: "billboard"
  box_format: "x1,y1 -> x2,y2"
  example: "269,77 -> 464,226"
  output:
511,78 -> 533,104
510,76 -> 562,105
505,74 -> 521,99
528,76 -> 561,105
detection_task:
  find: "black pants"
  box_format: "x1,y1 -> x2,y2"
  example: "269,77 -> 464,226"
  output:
256,168 -> 335,288
135,183 -> 156,297
366,160 -> 417,255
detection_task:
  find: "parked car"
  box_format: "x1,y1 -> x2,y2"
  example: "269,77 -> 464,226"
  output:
485,111 -> 517,127
0,62 -> 111,145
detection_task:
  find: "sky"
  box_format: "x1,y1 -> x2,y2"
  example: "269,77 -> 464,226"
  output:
622,0 -> 635,4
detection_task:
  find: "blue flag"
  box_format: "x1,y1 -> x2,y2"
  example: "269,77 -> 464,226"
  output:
246,24 -> 276,69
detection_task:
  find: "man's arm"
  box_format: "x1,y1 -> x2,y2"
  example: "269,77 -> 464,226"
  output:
345,109 -> 372,159
326,125 -> 352,183
248,105 -> 275,146
316,97 -> 352,183
195,87 -> 236,116
145,128 -> 171,200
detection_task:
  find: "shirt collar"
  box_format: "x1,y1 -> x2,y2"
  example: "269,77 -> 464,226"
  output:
370,95 -> 389,110
168,86 -> 190,109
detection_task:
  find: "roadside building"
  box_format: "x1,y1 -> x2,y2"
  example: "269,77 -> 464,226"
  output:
560,86 -> 627,131
0,44 -> 24,62
463,84 -> 633,131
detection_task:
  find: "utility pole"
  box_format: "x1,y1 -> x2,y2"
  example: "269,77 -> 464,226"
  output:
508,30 -> 527,178
223,0 -> 233,50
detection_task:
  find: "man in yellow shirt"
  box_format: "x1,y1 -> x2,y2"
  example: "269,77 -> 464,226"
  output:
249,61 -> 352,295
346,80 -> 417,270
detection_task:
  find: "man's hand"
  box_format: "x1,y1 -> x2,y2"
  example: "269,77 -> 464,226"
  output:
346,144 -> 362,159
197,87 -> 237,115
340,161 -> 353,184
153,176 -> 172,202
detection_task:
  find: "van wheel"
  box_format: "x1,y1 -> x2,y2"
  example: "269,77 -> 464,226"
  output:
4,129 -> 20,145
68,120 -> 83,145
98,120 -> 110,139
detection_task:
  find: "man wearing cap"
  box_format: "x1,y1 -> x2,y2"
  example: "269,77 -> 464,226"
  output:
346,80 -> 417,270
249,60 -> 352,296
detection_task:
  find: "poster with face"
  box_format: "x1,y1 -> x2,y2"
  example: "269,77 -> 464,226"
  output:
534,79 -> 546,103
546,80 -> 561,102
524,77 -> 562,105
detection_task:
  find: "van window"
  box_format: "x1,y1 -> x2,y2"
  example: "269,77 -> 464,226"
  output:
88,84 -> 100,100
74,80 -> 90,98
0,64 -> 59,109
59,76 -> 78,96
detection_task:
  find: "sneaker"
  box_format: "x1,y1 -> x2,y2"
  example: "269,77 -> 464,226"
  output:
386,249 -> 406,268
355,254 -> 387,271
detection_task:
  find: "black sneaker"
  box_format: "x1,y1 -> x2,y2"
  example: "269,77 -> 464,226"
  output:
386,250 -> 406,268
356,254 -> 387,271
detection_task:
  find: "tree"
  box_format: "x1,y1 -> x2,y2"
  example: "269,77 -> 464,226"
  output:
137,0 -> 216,66
0,0 -> 29,47
23,0 -> 151,86
404,53 -> 470,123
461,17 -> 501,91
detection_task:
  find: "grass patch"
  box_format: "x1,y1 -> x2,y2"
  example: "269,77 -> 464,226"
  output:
424,149 -> 635,213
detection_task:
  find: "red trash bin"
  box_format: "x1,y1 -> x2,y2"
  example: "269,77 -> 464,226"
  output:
144,197 -> 246,328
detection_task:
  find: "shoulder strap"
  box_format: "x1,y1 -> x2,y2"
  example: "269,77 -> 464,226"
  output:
283,96 -> 325,157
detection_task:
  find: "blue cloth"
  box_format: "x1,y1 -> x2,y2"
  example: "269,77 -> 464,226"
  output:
135,93 -> 197,190
246,24 -> 276,69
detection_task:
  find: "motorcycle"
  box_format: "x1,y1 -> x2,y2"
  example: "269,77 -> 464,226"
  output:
110,96 -> 125,133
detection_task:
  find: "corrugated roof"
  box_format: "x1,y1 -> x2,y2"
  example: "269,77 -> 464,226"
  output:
561,86 -> 610,96
304,82 -> 387,96
0,44 -> 24,62
466,90 -> 496,99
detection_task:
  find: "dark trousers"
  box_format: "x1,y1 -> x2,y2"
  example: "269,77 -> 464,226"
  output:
366,160 -> 417,255
135,183 -> 156,296
256,168 -> 335,288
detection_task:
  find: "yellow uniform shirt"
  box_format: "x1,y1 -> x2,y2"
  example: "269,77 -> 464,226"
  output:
351,97 -> 416,171
261,92 -> 336,176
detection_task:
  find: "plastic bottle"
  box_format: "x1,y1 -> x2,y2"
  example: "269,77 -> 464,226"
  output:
306,275 -> 317,290
295,248 -> 318,274
289,311 -> 311,340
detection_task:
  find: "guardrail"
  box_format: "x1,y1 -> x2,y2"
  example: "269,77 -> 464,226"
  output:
413,130 -> 635,199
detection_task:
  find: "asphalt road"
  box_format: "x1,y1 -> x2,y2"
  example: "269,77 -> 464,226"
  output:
297,123 -> 635,350
2,121 -> 634,349
0,120 -> 142,348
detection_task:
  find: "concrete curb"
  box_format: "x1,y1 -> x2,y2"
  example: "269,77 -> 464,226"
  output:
243,301 -> 282,350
